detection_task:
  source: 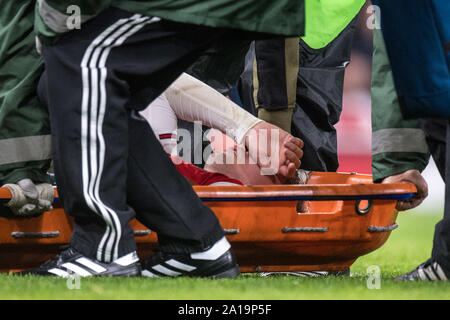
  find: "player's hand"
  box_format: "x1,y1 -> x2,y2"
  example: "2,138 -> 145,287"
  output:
382,169 -> 428,211
244,121 -> 303,179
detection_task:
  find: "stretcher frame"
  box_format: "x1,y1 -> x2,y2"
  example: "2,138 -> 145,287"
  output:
0,172 -> 416,273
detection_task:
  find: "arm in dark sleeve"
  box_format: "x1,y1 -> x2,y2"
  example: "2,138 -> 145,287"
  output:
371,28 -> 430,182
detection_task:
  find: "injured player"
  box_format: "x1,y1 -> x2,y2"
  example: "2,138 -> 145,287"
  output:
139,73 -> 307,187
141,74 -> 347,278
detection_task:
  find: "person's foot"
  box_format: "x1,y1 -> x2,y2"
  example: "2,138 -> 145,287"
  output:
141,237 -> 240,279
260,269 -> 350,278
395,259 -> 449,281
18,247 -> 141,277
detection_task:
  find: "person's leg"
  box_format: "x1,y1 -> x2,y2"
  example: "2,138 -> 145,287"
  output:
430,120 -> 450,272
247,37 -> 300,133
239,18 -> 357,172
31,7 -> 232,276
126,111 -> 225,254
420,119 -> 447,180
291,17 -> 357,172
42,9 -> 145,263
395,119 -> 450,280
126,114 -> 239,278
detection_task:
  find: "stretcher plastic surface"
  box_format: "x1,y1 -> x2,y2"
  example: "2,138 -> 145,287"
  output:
0,172 -> 416,273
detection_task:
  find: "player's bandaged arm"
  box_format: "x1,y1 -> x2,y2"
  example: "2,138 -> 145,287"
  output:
164,73 -> 262,145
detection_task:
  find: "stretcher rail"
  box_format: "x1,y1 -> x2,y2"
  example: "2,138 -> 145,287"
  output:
0,172 -> 418,273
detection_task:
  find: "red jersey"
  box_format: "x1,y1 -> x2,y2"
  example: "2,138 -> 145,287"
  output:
171,157 -> 243,186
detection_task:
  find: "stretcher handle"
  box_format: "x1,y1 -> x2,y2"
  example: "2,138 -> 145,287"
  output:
193,183 -> 417,202
0,183 -> 416,204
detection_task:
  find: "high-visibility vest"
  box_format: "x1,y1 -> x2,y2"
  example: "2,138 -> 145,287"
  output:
301,0 -> 366,49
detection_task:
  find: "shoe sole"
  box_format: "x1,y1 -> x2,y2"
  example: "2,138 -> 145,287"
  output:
100,265 -> 142,277
260,268 -> 350,278
207,264 -> 240,279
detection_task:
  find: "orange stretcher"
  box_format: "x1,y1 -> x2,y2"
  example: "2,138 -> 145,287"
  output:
0,172 -> 416,273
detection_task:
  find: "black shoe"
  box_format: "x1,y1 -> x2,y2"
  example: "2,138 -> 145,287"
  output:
395,259 -> 449,281
260,269 -> 351,278
18,247 -> 141,277
141,237 -> 240,279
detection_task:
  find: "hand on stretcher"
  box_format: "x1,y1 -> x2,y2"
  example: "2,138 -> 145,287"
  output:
382,169 -> 428,211
2,179 -> 54,216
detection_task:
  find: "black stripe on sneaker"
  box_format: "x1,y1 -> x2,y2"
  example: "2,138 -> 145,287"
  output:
430,263 -> 442,280
150,264 -> 182,277
148,259 -> 198,277
164,259 -> 197,273
421,266 -> 432,281
60,262 -> 93,277
75,257 -> 107,274
433,262 -> 448,280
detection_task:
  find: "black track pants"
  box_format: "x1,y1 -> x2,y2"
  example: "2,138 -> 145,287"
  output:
39,7 -> 225,263
420,119 -> 450,270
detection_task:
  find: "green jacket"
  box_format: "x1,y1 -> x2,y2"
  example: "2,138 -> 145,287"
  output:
36,0 -> 306,44
0,0 -> 52,185
371,29 -> 430,182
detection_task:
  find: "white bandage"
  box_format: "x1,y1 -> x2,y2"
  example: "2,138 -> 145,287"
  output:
164,73 -> 262,145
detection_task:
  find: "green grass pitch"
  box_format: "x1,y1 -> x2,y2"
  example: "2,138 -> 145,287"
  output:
1,210 -> 450,300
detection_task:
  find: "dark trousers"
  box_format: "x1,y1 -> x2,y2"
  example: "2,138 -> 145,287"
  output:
420,119 -> 450,270
239,18 -> 357,172
39,7 -> 225,263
